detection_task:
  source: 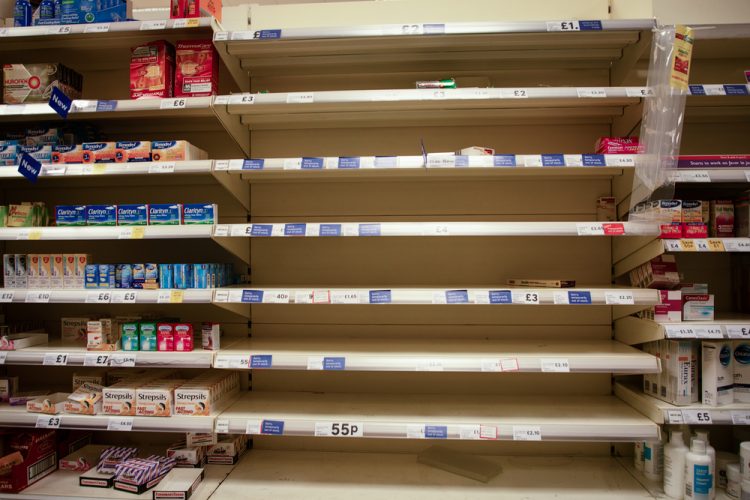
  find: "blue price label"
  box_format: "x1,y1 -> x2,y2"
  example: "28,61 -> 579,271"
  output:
358,224 -> 381,236
243,159 -> 264,170
454,155 -> 469,167
493,155 -> 516,167
423,23 -> 445,34
250,355 -> 273,368
489,290 -> 513,304
446,290 -> 469,304
725,84 -> 750,95
689,85 -> 706,95
582,154 -> 605,166
96,100 -> 118,112
261,420 -> 284,434
369,290 -> 392,304
17,153 -> 41,183
284,223 -> 306,236
425,425 -> 448,438
49,86 -> 72,118
568,291 -> 592,304
242,290 -> 264,303
337,157 -> 360,169
255,29 -> 281,39
579,20 -> 603,30
301,157 -> 324,169
323,357 -> 346,370
541,154 -> 565,167
320,224 -> 342,236
250,224 -> 273,236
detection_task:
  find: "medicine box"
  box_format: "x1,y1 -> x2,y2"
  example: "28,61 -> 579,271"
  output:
130,40 -> 175,100
175,40 -> 218,98
702,340 -> 734,406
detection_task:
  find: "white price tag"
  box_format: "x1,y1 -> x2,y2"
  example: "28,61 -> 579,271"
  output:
666,409 -> 684,424
430,224 -> 450,236
172,18 -> 200,28
500,358 -> 520,371
664,240 -> 682,252
286,93 -> 314,104
213,96 -> 229,105
263,291 -> 290,304
664,325 -> 696,338
245,420 -> 261,435
0,352 -> 6,364
225,356 -> 250,369
148,162 -> 175,173
513,425 -> 542,441
516,291 -> 540,305
541,358 -> 570,372
0,291 -> 14,303
547,21 -> 580,31
107,417 -> 134,431
228,94 -> 255,105
681,409 -> 712,425
605,292 -> 634,305
406,424 -> 425,439
679,170 -> 711,182
694,239 -> 710,252
724,239 -> 750,252
703,85 -> 726,96
314,422 -> 363,437
213,290 -> 230,303
553,292 -> 569,305
160,98 -> 187,109
118,227 -> 145,240
110,290 -> 137,303
480,425 -> 498,440
459,425 -> 481,440
401,24 -> 423,35
214,31 -> 229,41
330,291 -> 359,304
480,359 -> 502,372
733,412 -> 750,425
626,88 -> 654,97
577,223 -> 604,236
306,356 -> 324,370
501,88 -> 528,98
694,326 -> 723,339
36,415 -> 61,429
84,353 -> 110,367
157,290 -> 173,303
416,359 -> 444,372
47,25 -> 72,34
85,291 -> 111,303
213,225 -> 229,237
140,20 -> 167,30
214,160 -> 229,171
26,291 -> 51,303
727,325 -> 750,339
577,88 -> 607,98
215,419 -> 229,434
84,23 -> 110,33
110,354 -> 136,367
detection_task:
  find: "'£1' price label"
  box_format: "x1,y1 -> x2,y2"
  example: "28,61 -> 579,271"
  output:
43,353 -> 68,366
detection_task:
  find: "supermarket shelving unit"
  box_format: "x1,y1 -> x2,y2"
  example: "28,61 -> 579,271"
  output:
1,14 -> 743,499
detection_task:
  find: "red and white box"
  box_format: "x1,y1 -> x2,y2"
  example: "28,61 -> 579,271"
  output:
0,430 -> 57,493
595,137 -> 641,154
175,40 -> 218,98
130,40 -> 175,100
655,290 -> 682,322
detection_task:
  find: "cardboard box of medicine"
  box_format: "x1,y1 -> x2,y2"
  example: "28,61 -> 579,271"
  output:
148,204 -> 181,225
151,141 -> 207,162
175,40 -> 218,98
61,317 -> 88,343
38,254 -> 52,288
18,145 -> 52,164
85,265 -> 98,288
60,0 -> 132,25
166,443 -> 206,468
116,205 -> 147,226
596,197 -> 616,222
103,383 -> 137,416
737,194 -> 750,238
0,429 -> 58,493
735,341 -> 750,403
136,382 -> 182,417
114,141 -> 151,163
26,255 -> 40,288
710,200 -> 735,237
130,40 -> 175,100
0,145 -> 18,166
0,377 -> 18,403
81,143 -> 116,164
26,393 -> 68,414
703,341 -> 734,406
7,205 -> 33,227
658,339 -> 699,405
595,137 -> 640,154
64,383 -> 102,415
170,0 -> 221,20
50,254 -> 63,288
14,254 -> 27,288
26,128 -> 60,146
684,294 -> 715,321
3,255 -> 14,288
51,145 -> 84,164
3,63 -> 82,104
86,205 -> 116,226
63,254 -> 87,288
182,203 -> 216,225
72,371 -> 106,391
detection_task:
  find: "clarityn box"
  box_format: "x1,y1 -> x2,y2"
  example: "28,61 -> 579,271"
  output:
735,341 -> 750,403
182,204 -> 216,225
55,205 -> 87,226
114,141 -> 151,163
81,143 -> 117,164
703,340 -> 734,406
148,204 -> 181,225
151,141 -> 207,162
116,205 -> 148,226
175,40 -> 218,97
51,145 -> 85,164
86,205 -> 117,226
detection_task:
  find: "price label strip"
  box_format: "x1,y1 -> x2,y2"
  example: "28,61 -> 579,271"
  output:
314,422 -> 364,437
36,415 -> 61,429
107,417 -> 134,431
681,409 -> 712,425
540,358 -> 570,373
84,353 -> 110,367
43,353 -> 68,366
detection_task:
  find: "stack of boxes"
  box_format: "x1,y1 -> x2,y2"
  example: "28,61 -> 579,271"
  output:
55,203 -> 217,226
3,254 -> 87,289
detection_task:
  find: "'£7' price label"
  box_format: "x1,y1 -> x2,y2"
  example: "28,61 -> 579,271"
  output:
84,353 -> 110,367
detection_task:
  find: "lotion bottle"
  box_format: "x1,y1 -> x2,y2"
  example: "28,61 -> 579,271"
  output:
686,439 -> 714,500
664,430 -> 688,498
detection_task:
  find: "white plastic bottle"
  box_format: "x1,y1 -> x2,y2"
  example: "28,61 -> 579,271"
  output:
728,463 -> 741,499
635,441 -> 644,471
695,431 -> 716,498
742,478 -> 750,500
685,439 -> 714,500
664,430 -> 688,498
644,438 -> 664,481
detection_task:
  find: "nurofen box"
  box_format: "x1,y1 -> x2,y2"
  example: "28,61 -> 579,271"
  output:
27,255 -> 40,288
50,254 -> 63,288
55,205 -> 86,226
114,141 -> 151,163
116,205 -> 148,226
148,204 -> 181,225
86,205 -> 117,226
51,144 -> 85,164
81,142 -> 117,164
710,200 -> 735,237
130,40 -> 175,100
103,382 -> 137,416
38,254 -> 52,288
175,40 -> 218,98
735,341 -> 750,403
3,63 -> 82,104
182,204 -> 216,225
151,141 -> 207,162
702,341 -> 734,406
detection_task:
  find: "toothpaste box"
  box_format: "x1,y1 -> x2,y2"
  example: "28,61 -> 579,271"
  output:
683,294 -> 715,321
116,205 -> 148,226
85,265 -> 98,289
14,254 -> 27,288
114,141 -> 152,163
86,205 -> 117,226
26,128 -> 61,146
27,255 -> 40,288
182,204 -> 216,225
51,144 -> 85,164
175,40 -> 219,98
702,341 -> 734,406
56,205 -> 87,226
130,40 -> 175,100
2,255 -> 14,288
735,341 -> 750,403
38,254 -> 52,288
151,141 -> 207,162
0,144 -> 18,166
81,142 -> 117,164
148,204 -> 181,225
19,145 -> 52,164
51,255 -> 64,288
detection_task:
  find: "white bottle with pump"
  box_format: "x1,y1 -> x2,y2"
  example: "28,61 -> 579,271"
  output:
644,438 -> 664,481
664,430 -> 688,498
695,431 -> 716,498
685,439 -> 714,500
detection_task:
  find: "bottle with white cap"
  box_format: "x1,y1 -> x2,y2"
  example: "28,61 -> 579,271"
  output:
727,463 -> 741,499
694,431 -> 716,498
741,442 -> 750,480
644,437 -> 664,481
664,430 -> 688,498
685,439 -> 713,500
742,477 -> 750,500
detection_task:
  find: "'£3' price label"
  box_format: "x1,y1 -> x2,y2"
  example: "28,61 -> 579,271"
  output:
36,416 -> 61,429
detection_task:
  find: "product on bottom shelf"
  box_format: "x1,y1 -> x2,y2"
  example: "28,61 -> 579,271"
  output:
2,64 -> 82,104
60,444 -> 103,472
206,434 -> 248,464
167,442 -> 207,467
0,430 -> 57,493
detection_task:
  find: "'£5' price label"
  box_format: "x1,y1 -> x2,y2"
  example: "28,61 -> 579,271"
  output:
682,409 -> 712,425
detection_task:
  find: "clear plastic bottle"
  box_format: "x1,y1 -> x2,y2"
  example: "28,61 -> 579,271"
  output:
664,430 -> 688,498
686,439 -> 714,500
644,438 -> 664,481
695,431 -> 716,499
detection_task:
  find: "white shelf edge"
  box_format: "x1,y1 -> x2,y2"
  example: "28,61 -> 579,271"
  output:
0,225 -> 213,241
0,160 -> 214,180
662,238 -> 750,252
3,348 -> 214,368
0,17 -> 212,39
0,96 -> 212,118
1,288 -> 213,304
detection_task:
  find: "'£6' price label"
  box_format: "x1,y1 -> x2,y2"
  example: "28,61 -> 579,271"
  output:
160,98 -> 187,109
86,291 -> 111,303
